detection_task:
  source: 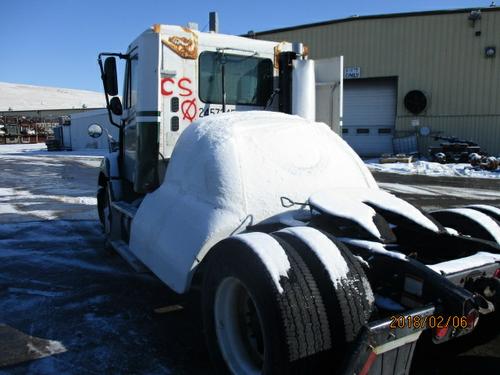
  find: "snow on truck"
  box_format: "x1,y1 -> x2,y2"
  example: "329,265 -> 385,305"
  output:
90,22 -> 500,375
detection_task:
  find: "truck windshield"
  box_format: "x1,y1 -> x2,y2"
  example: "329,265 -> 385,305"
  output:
199,51 -> 273,106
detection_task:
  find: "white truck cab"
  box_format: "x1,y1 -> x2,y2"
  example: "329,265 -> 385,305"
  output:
99,24 -> 330,194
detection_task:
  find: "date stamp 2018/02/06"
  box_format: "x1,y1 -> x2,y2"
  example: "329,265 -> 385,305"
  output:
389,315 -> 470,330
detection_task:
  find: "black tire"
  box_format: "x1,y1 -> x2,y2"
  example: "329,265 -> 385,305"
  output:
97,187 -> 106,226
201,234 -> 331,375
273,229 -> 374,372
97,186 -> 114,252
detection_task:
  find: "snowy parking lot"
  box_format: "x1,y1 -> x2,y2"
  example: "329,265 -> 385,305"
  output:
0,144 -> 499,374
0,145 -> 210,374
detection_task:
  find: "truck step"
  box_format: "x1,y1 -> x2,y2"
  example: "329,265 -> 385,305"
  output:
111,201 -> 138,218
109,240 -> 148,273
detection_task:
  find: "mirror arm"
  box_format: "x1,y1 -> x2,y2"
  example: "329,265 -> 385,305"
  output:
97,52 -> 129,129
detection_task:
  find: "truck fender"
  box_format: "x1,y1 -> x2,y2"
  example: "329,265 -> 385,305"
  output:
98,151 -> 121,201
430,208 -> 500,245
196,232 -> 292,293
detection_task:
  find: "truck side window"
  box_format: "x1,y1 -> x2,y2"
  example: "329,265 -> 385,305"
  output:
199,51 -> 273,106
123,56 -> 138,109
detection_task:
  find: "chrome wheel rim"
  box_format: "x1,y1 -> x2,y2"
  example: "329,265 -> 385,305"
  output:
214,277 -> 264,375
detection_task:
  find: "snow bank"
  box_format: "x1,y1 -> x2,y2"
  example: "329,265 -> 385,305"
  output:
429,252 -> 500,275
280,227 -> 349,287
234,232 -> 290,293
366,160 -> 500,179
130,111 -> 377,293
368,160 -> 500,178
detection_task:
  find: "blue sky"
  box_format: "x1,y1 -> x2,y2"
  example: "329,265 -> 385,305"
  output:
0,0 -> 493,92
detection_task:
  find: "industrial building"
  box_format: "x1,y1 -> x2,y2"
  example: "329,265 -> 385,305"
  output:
252,7 -> 500,157
0,82 -> 106,145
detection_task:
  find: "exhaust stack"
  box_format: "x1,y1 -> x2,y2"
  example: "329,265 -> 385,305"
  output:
291,43 -> 316,121
209,12 -> 219,33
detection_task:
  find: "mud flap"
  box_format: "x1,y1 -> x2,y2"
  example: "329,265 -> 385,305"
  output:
341,305 -> 435,375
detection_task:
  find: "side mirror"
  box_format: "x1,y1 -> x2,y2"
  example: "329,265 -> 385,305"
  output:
104,57 -> 119,96
88,123 -> 103,138
109,97 -> 123,116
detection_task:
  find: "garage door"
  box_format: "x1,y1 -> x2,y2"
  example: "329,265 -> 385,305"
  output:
343,78 -> 396,157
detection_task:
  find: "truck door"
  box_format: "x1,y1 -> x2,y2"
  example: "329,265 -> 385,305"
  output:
122,53 -> 139,186
315,56 -> 344,135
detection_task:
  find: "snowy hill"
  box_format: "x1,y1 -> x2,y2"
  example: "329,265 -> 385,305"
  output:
0,82 -> 106,111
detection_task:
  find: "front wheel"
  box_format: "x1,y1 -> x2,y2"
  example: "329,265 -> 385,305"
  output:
97,186 -> 114,252
97,187 -> 106,226
202,233 -> 332,375
97,187 -> 112,234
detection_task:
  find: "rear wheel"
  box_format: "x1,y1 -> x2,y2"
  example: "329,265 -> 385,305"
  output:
273,229 -> 374,368
202,235 -> 332,375
214,277 -> 266,374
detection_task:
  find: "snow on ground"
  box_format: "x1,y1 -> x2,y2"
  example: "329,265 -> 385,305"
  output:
366,159 -> 500,179
0,220 -> 210,374
0,143 -> 107,157
0,147 -> 211,373
0,143 -> 46,154
0,143 -> 104,222
0,81 -> 105,111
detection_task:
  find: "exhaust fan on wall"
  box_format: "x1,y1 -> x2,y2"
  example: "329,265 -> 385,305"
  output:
404,90 -> 427,115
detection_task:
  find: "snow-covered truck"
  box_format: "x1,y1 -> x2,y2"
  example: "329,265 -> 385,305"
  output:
90,24 -> 500,375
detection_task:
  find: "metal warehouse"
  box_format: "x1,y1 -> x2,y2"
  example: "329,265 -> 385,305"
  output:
251,7 -> 500,157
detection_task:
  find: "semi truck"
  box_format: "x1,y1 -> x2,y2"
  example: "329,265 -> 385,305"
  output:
90,23 -> 500,375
